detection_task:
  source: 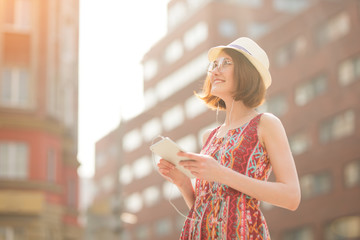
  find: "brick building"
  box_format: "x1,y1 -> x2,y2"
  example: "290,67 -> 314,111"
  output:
0,0 -> 82,239
86,128 -> 122,240
91,0 -> 360,239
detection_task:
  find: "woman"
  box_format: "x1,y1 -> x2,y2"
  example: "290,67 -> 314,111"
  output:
157,37 -> 301,239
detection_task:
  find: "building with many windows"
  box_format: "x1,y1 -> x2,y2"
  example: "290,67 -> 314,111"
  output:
86,128 -> 123,240
0,0 -> 82,239
90,0 -> 360,239
258,1 -> 360,239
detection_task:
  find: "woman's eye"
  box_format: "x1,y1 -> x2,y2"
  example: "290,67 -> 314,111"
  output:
224,60 -> 231,66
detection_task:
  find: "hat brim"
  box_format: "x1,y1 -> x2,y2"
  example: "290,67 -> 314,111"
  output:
208,46 -> 272,89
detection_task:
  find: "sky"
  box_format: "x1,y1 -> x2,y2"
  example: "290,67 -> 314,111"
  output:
78,0 -> 168,178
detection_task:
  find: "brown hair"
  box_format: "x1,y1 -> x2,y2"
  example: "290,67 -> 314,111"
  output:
196,48 -> 266,110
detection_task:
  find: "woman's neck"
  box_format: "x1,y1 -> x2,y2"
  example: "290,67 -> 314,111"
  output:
223,99 -> 257,127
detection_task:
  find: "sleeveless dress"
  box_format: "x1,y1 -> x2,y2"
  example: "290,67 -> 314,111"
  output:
180,114 -> 272,240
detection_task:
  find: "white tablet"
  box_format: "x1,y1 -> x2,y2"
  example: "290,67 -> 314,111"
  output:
150,137 -> 195,179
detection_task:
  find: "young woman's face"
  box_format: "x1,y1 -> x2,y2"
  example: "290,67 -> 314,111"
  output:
208,51 -> 235,100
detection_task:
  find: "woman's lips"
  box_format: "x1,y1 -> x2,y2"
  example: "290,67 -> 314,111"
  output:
213,79 -> 225,84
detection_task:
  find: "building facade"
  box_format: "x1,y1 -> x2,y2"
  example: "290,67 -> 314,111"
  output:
259,1 -> 360,239
0,0 -> 82,239
91,0 -> 360,239
86,128 -> 122,240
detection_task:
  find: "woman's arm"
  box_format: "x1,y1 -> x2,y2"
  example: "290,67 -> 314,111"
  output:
157,128 -> 219,209
179,113 -> 301,211
157,159 -> 195,209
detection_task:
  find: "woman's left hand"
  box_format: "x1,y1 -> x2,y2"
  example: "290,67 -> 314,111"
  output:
178,152 -> 223,182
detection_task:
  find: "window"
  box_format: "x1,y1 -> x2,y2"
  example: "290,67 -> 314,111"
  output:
155,218 -> 172,237
163,181 -> 181,200
258,94 -> 288,116
327,12 -> 351,41
276,36 -> 307,67
143,88 -> 157,110
168,2 -> 187,30
123,129 -> 142,152
274,0 -> 310,13
0,142 -> 28,179
185,95 -> 207,119
132,156 -> 152,179
0,226 -> 25,240
95,152 -> 106,168
344,160 -> 360,188
143,59 -> 158,81
316,12 -> 350,46
47,148 -> 56,182
164,40 -> 183,64
100,175 -> 114,192
218,20 -> 237,38
1,68 -> 30,108
283,226 -> 314,240
119,164 -> 133,185
325,216 -> 360,240
143,186 -> 160,207
4,0 -> 31,31
289,132 -> 311,156
184,21 -> 208,51
142,118 -> 162,142
248,22 -> 269,39
125,192 -> 143,213
177,135 -> 198,153
338,55 -> 360,86
155,52 -> 208,101
319,110 -> 355,143
162,105 -> 184,132
295,74 -> 327,106
300,172 -> 332,199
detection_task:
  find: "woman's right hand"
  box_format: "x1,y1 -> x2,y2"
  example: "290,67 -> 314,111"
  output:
157,159 -> 189,187
157,158 -> 196,209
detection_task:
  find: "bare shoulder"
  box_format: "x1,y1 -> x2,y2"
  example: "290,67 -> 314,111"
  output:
258,113 -> 286,143
259,112 -> 283,128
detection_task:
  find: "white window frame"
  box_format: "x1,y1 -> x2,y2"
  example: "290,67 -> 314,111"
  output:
0,141 -> 29,179
1,67 -> 30,108
4,0 -> 31,31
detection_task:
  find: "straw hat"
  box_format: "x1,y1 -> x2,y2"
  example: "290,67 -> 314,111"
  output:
208,37 -> 272,89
